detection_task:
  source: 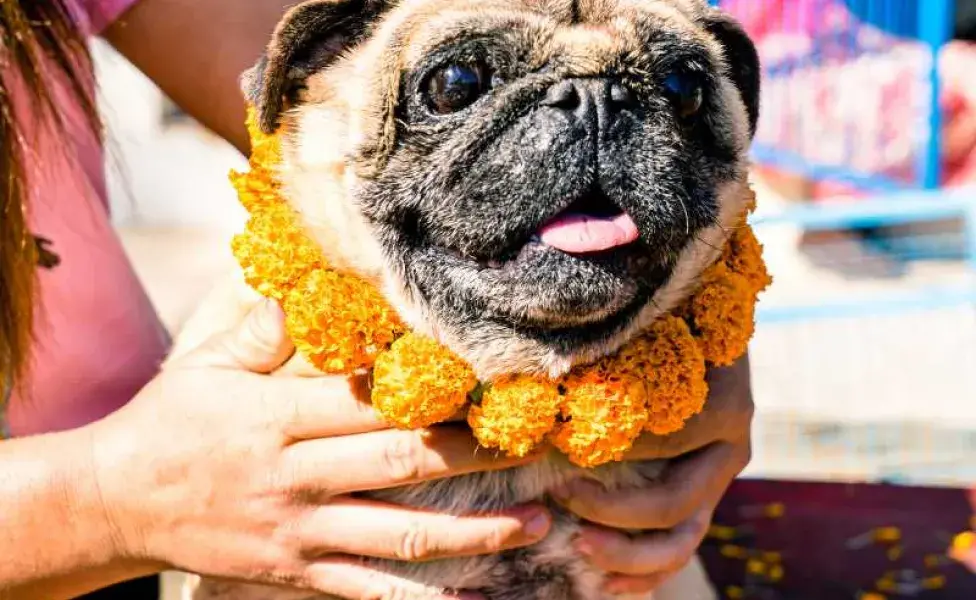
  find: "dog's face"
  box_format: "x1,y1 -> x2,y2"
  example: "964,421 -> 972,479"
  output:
247,0 -> 759,379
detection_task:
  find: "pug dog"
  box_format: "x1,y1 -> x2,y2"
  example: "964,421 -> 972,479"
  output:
187,0 -> 759,598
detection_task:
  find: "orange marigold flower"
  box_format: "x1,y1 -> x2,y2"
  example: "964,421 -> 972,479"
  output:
372,333 -> 476,429
690,262 -> 756,367
723,225 -> 772,296
283,268 -> 404,373
639,316 -> 709,435
231,202 -> 323,300
231,108 -> 284,213
229,167 -> 280,213
468,375 -> 562,458
550,364 -> 648,467
244,106 -> 282,168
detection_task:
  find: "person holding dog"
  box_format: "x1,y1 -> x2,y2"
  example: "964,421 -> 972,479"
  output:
0,1 -> 755,599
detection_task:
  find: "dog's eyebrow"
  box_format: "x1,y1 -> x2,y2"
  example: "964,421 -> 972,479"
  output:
641,30 -> 714,72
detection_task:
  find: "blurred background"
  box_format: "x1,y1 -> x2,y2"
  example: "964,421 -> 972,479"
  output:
97,0 -> 976,489
90,0 -> 976,596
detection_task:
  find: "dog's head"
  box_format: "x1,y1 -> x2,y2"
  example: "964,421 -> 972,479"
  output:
245,0 -> 759,379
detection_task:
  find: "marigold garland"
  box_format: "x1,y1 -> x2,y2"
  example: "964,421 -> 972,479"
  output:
284,269 -> 405,373
372,333 -> 477,429
230,107 -> 771,467
469,375 -> 563,459
550,364 -> 649,466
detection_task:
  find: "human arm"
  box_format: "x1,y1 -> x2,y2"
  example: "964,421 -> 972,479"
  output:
101,0 -> 297,155
0,299 -> 549,600
0,429 -> 161,598
555,356 -> 754,595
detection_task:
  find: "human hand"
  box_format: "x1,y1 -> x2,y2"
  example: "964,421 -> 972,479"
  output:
552,356 -> 754,595
86,298 -> 550,600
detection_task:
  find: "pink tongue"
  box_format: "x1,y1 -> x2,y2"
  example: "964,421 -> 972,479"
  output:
538,212 -> 640,253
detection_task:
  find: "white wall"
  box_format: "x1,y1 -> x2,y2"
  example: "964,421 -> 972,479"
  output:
92,40 -> 248,232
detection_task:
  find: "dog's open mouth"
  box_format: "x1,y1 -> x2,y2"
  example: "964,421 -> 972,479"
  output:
414,186 -> 671,331
537,189 -> 640,254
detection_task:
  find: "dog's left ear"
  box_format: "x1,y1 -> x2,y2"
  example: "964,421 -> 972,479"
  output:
243,0 -> 390,134
702,9 -> 760,137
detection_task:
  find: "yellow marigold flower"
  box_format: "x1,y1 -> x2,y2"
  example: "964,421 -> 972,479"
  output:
638,316 -> 708,435
723,225 -> 772,296
468,375 -> 562,458
690,262 -> 756,367
953,531 -> 975,554
245,106 -> 282,168
283,268 -> 404,373
372,333 -> 476,429
550,364 -> 648,467
231,202 -> 323,300
229,167 -> 280,213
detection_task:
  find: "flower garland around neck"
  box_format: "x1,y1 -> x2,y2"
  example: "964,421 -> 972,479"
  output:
230,107 -> 772,468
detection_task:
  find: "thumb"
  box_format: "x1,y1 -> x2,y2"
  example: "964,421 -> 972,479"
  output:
179,298 -> 295,373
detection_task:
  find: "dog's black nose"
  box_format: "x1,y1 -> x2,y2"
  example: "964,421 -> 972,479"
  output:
542,78 -> 634,132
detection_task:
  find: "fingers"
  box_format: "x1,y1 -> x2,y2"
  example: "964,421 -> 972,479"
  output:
602,572 -> 672,596
263,375 -> 472,440
575,508 -> 711,577
284,425 -> 542,494
304,556 -> 483,600
266,374 -> 393,439
626,358 -> 754,461
182,298 -> 295,373
302,497 -> 551,562
553,442 -> 747,530
274,350 -> 330,378
166,271 -> 266,364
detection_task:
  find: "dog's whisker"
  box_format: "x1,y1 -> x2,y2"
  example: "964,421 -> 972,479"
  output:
679,196 -> 691,236
693,233 -> 724,254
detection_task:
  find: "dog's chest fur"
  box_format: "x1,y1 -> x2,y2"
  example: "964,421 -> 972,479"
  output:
189,459 -> 715,600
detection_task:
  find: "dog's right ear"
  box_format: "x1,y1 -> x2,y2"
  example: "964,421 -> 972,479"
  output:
242,0 -> 389,134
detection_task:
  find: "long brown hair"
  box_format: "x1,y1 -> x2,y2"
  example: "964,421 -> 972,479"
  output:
1,0 -> 100,396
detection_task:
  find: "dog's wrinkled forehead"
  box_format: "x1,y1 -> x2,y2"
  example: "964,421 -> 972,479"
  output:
247,0 -> 758,140
383,0 -> 714,62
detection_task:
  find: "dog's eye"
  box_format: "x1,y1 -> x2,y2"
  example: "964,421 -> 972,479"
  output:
425,63 -> 490,114
663,72 -> 703,118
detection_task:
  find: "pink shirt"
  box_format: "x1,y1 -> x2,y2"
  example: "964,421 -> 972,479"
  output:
2,0 -> 170,437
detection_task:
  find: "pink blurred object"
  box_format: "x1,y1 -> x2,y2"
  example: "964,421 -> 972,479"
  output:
724,0 -> 976,199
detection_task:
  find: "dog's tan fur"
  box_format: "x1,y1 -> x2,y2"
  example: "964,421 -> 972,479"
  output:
180,0 -> 759,597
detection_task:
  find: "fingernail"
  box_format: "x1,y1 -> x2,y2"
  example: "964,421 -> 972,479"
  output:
522,509 -> 552,539
579,526 -> 614,550
550,484 -> 571,501
575,537 -> 594,556
605,581 -> 632,596
453,593 -> 485,600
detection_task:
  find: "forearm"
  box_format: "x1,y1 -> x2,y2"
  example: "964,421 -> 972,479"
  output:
103,0 -> 296,155
0,428 -> 158,599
